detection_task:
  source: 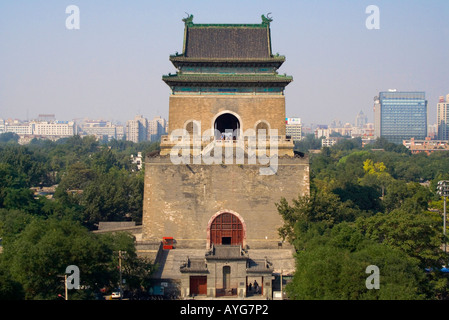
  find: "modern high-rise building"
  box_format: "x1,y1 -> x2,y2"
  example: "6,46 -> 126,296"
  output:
148,116 -> 167,142
0,119 -> 6,134
80,120 -> 123,141
285,117 -> 302,142
126,115 -> 148,143
2,119 -> 76,137
355,110 -> 368,128
437,94 -> 449,140
374,90 -> 427,144
126,115 -> 168,143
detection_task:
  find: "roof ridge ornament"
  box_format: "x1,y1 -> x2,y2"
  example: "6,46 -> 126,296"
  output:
183,13 -> 194,26
261,13 -> 273,26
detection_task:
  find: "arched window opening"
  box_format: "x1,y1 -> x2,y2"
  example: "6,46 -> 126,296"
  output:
214,113 -> 240,140
255,121 -> 269,136
185,121 -> 198,136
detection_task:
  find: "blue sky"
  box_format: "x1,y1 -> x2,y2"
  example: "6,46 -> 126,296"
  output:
1,0 -> 448,125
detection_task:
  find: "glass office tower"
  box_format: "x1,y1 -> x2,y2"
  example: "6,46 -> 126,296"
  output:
374,91 -> 427,144
437,94 -> 449,140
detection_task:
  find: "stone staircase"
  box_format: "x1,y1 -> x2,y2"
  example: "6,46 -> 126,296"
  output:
152,248 -> 206,280
151,247 -> 296,279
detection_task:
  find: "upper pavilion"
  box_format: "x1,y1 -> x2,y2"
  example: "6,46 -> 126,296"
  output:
162,14 -> 293,95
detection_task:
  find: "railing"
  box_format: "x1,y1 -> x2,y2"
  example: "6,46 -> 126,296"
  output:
161,135 -> 292,143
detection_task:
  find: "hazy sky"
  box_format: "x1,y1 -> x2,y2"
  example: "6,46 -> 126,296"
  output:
1,0 -> 448,126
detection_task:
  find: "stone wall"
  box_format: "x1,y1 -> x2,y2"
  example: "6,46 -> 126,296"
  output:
206,259 -> 248,298
167,95 -> 287,136
141,155 -> 309,250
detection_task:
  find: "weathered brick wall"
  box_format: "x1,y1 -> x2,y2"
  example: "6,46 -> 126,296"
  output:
167,95 -> 287,136
141,155 -> 309,249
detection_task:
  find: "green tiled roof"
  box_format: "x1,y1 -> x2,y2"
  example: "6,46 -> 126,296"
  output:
182,14 -> 273,28
163,14 -> 292,89
162,73 -> 293,87
169,56 -> 285,62
169,55 -> 286,68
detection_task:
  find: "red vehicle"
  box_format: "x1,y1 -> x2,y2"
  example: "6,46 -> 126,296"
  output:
163,237 -> 174,250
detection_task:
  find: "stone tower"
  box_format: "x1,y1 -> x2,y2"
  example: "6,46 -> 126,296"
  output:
141,14 -> 309,299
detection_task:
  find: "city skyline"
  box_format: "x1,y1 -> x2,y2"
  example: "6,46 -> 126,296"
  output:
1,1 -> 448,125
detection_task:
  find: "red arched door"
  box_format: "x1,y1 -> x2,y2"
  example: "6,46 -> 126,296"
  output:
210,212 -> 243,246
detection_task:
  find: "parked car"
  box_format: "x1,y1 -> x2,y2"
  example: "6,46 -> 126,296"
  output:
111,290 -> 121,299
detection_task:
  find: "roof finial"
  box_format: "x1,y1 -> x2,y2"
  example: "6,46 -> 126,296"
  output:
261,13 -> 273,25
182,13 -> 194,26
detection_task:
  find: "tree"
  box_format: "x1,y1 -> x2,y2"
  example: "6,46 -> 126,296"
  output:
367,137 -> 411,154
0,209 -> 34,244
355,208 -> 444,269
0,163 -> 27,190
0,132 -> 19,144
333,183 -> 382,213
1,216 -> 149,300
286,223 -> 426,300
90,147 -> 120,174
359,159 -> 392,198
56,161 -> 96,192
0,257 -> 24,300
276,190 -> 359,250
277,145 -> 449,299
3,218 -> 111,299
0,145 -> 51,187
332,137 -> 362,151
80,167 -> 143,227
379,180 -> 431,213
294,134 -> 322,153
97,231 -> 155,294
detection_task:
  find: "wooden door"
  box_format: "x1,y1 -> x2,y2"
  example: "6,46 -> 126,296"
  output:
190,276 -> 207,295
210,212 -> 243,246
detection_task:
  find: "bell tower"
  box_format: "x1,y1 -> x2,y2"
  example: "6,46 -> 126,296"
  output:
141,15 -> 309,299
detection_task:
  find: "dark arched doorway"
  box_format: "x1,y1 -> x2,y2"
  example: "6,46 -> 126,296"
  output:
214,113 -> 240,140
209,212 -> 244,247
